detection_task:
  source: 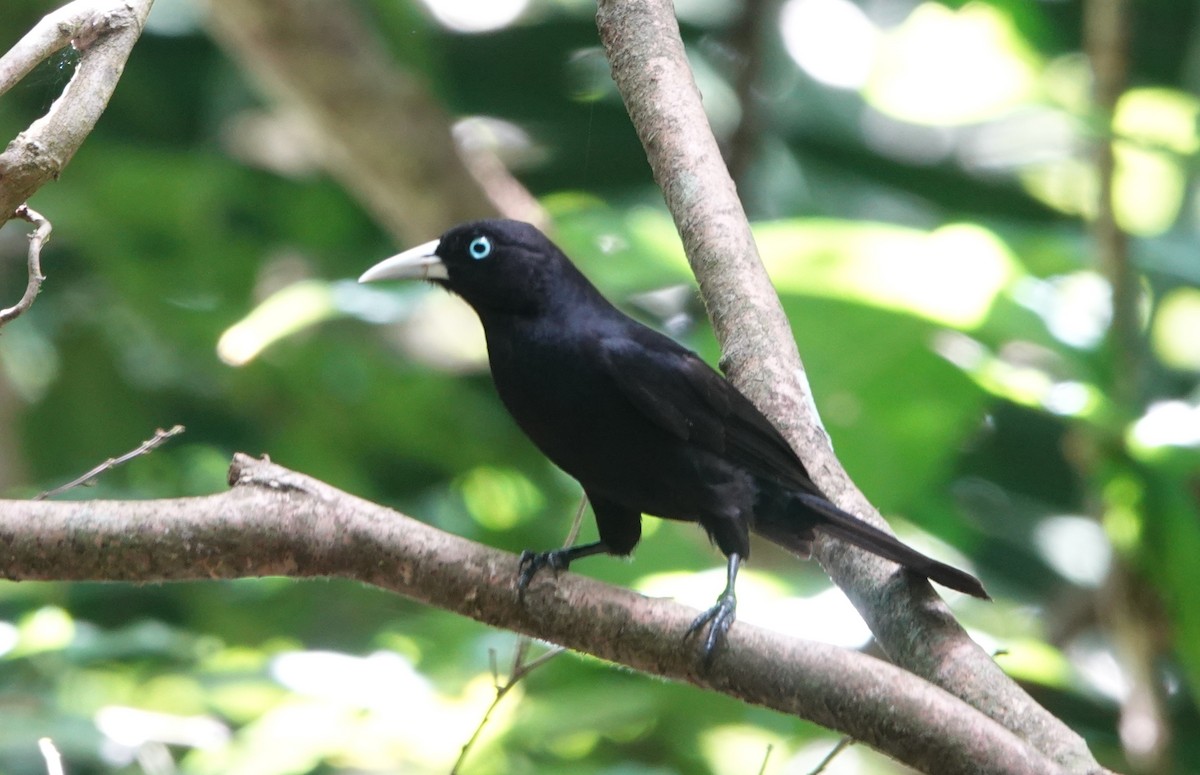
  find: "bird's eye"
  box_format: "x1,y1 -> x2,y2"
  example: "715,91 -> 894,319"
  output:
468,236 -> 492,260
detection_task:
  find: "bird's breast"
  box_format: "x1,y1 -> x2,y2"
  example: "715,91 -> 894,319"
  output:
481,321 -> 739,519
485,326 -> 624,458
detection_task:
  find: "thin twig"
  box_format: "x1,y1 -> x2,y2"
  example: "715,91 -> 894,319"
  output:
35,425 -> 185,500
756,743 -> 774,775
1084,0 -> 1138,408
807,737 -> 854,775
450,492 -> 586,773
1083,0 -> 1167,767
563,491 -> 588,548
450,640 -> 565,774
0,205 -> 51,328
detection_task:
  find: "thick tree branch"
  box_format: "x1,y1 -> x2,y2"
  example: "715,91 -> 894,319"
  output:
204,0 -> 544,243
0,454 -> 1064,775
594,2 -> 1109,773
0,0 -> 154,231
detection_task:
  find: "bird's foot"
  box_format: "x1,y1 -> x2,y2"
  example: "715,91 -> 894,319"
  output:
516,549 -> 572,595
516,541 -> 610,597
685,591 -> 737,665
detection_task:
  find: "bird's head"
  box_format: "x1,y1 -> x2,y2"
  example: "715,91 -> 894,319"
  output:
359,219 -> 583,316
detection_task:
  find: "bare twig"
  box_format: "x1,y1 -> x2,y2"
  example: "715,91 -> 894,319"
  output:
450,639 -> 564,774
0,205 -> 51,328
451,493 -> 585,772
1083,0 -> 1168,768
563,491 -> 588,548
34,425 -> 185,500
807,737 -> 853,775
756,743 -> 774,775
593,2 -> 1107,773
0,454 -> 1076,775
0,0 -> 155,231
1084,0 -> 1138,408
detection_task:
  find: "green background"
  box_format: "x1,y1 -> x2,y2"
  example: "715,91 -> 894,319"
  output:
2,0 -> 1199,772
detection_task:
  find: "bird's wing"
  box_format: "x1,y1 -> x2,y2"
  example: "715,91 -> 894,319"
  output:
596,328 -> 818,491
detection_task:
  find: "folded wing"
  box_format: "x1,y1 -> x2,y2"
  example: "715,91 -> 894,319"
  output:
595,327 -> 820,494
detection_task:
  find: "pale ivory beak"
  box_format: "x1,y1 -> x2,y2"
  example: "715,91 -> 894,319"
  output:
359,238 -> 449,283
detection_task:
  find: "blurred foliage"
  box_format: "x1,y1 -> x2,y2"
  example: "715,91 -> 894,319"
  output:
1,0 -> 1199,773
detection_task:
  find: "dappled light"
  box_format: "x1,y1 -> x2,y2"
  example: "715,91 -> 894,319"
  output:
864,2 -> 1040,125
1034,515 -> 1112,587
780,0 -> 878,90
1130,401 -> 1200,450
1112,89 -> 1200,236
3,0 -> 1198,771
1012,272 -> 1112,350
416,0 -> 530,34
456,465 -> 544,530
1151,287 -> 1200,372
761,221 -> 1019,329
637,568 -> 875,648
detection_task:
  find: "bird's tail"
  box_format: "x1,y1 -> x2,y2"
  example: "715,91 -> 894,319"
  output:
762,491 -> 989,599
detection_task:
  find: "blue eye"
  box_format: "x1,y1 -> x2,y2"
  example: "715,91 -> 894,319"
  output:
468,236 -> 492,260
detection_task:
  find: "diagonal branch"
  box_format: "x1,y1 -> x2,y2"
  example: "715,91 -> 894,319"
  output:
0,0 -> 155,231
35,424 -> 184,500
204,0 -> 544,242
0,0 -> 129,96
0,453 -> 1063,775
593,1 -> 1109,773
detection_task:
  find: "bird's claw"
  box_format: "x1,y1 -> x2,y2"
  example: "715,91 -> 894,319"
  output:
685,592 -> 737,665
517,549 -> 571,595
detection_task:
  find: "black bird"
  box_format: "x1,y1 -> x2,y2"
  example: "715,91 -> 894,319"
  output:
360,219 -> 988,657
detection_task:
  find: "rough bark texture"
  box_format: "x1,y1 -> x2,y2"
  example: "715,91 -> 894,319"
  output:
0,454 -> 1066,775
594,1 -> 1109,773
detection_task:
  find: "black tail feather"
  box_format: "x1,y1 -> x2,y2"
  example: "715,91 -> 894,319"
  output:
779,492 -> 990,600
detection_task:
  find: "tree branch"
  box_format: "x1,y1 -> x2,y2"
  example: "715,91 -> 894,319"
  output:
0,0 -> 154,231
0,454 -> 1064,775
1083,0 -> 1168,767
204,0 -> 544,242
594,1 -> 1109,773
0,205 -> 51,328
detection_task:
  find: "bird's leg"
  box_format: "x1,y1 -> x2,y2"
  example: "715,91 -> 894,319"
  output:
517,541 -> 610,594
685,552 -> 741,663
